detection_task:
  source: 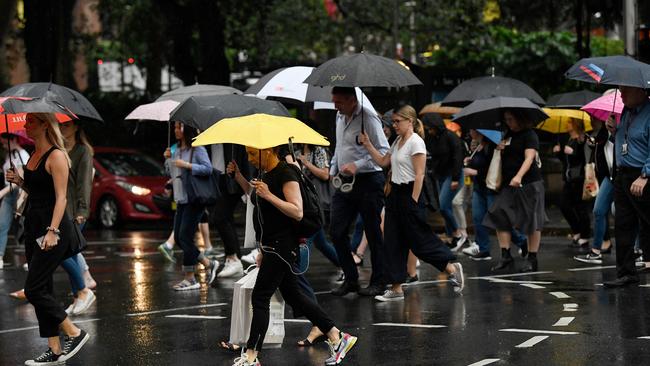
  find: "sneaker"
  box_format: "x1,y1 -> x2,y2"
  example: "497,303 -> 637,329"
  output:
72,291 -> 96,315
207,260 -> 220,284
335,271 -> 345,283
404,274 -> 419,284
574,252 -> 603,265
462,242 -> 480,256
448,262 -> 464,294
469,251 -> 492,261
65,303 -> 75,315
218,259 -> 244,278
83,272 -> 97,290
241,249 -> 259,265
449,236 -> 467,252
23,262 -> 29,271
324,332 -> 358,365
173,279 -> 200,291
24,348 -> 64,365
158,243 -> 176,263
232,354 -> 261,366
415,259 -> 421,268
60,329 -> 90,362
374,289 -> 404,302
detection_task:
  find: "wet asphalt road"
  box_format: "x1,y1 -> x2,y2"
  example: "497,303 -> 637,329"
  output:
1,229 -> 650,366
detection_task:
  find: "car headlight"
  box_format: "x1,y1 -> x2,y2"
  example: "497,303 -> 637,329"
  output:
116,181 -> 151,196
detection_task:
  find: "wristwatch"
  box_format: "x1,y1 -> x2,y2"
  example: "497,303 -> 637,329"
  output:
642,171 -> 648,179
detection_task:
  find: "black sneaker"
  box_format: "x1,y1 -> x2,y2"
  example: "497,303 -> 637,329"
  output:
60,329 -> 90,362
574,252 -> 603,265
404,274 -> 419,284
358,284 -> 385,296
24,348 -> 63,365
470,251 -> 492,261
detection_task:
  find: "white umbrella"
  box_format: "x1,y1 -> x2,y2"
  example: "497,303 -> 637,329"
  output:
124,100 -> 180,121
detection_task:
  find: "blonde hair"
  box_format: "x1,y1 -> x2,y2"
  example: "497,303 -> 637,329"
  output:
395,105 -> 424,138
32,113 -> 71,167
75,122 -> 94,156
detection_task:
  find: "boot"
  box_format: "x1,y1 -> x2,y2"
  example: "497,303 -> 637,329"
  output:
491,248 -> 514,271
519,253 -> 538,273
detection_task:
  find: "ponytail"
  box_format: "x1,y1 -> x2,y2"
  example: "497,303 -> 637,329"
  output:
414,118 -> 424,138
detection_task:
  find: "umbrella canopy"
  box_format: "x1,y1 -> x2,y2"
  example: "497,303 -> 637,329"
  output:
581,90 -> 625,123
155,84 -> 241,103
419,102 -> 461,117
0,97 -> 74,134
1,82 -> 102,122
565,55 -> 650,88
170,94 -> 290,131
441,76 -> 546,107
192,113 -> 329,150
537,108 -> 592,134
1,97 -> 77,120
546,90 -> 601,109
125,100 -> 181,121
303,52 -> 422,88
476,129 -> 502,145
453,97 -> 549,130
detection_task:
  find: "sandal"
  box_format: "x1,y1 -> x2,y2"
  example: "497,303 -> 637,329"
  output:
352,252 -> 364,266
297,334 -> 327,347
219,341 -> 241,352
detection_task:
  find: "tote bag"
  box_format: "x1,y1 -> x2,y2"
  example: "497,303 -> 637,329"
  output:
486,150 -> 503,191
582,162 -> 599,200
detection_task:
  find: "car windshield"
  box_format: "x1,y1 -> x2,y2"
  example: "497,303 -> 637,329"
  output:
96,152 -> 165,177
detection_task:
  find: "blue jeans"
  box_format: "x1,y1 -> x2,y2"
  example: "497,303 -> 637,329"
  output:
472,186 -> 527,254
592,178 -> 614,250
308,229 -> 339,266
437,175 -> 463,236
0,189 -> 18,257
174,203 -> 207,272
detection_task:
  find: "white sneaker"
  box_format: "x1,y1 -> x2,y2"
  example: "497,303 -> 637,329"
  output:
374,289 -> 404,302
241,249 -> 259,265
0,256 -> 3,269
73,291 -> 96,315
450,235 -> 468,252
462,242 -> 480,256
415,259 -> 421,268
218,259 -> 244,278
23,263 -> 28,271
65,303 -> 75,315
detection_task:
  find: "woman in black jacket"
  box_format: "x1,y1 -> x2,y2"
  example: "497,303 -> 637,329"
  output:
554,118 -> 591,249
421,113 -> 465,246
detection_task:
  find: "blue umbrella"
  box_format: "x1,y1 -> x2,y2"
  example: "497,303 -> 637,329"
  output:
476,129 -> 502,145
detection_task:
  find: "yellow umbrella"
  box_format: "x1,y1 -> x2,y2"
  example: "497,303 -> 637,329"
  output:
191,113 -> 330,149
537,108 -> 592,134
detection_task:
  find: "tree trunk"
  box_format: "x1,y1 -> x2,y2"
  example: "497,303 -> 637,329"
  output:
24,0 -> 75,86
195,0 -> 229,85
575,0 -> 584,58
144,5 -> 163,97
162,1 -> 196,86
0,0 -> 16,90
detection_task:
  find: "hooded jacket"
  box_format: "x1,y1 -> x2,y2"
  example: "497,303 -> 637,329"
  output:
422,114 -> 464,182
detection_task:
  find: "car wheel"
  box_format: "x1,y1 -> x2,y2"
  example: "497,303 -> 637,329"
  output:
98,196 -> 120,229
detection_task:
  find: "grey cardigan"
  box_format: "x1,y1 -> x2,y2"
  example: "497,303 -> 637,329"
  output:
67,144 -> 93,219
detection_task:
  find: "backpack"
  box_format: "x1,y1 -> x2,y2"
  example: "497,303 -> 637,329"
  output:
288,163 -> 323,238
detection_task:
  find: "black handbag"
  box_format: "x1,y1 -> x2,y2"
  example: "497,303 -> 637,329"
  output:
68,222 -> 87,257
183,148 -> 221,206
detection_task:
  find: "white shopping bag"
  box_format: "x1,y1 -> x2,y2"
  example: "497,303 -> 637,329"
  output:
228,267 -> 285,348
243,194 -> 257,249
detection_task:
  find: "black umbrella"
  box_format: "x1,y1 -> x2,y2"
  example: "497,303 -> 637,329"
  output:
303,52 -> 422,88
546,90 -> 601,109
1,82 -> 102,122
156,84 -> 241,102
453,97 -> 549,130
441,76 -> 546,107
565,55 -> 650,88
0,97 -> 77,118
169,94 -> 290,131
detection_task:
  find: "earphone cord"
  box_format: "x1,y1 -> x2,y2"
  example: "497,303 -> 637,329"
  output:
254,179 -> 309,276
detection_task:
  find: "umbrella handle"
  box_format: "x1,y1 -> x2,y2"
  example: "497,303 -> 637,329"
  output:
355,96 -> 365,146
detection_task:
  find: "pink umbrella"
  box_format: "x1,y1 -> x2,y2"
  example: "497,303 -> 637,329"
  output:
581,91 -> 622,124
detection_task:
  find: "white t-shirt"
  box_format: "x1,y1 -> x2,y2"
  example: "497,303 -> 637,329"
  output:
3,149 -> 29,185
390,134 -> 426,184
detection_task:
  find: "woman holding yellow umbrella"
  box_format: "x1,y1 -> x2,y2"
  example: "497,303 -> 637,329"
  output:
195,114 -> 358,366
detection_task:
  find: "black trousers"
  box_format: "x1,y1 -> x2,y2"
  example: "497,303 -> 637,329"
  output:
247,239 -> 335,351
24,209 -> 71,338
383,183 -> 456,284
330,171 -> 385,285
614,168 -> 650,278
559,179 -> 591,239
210,186 -> 242,257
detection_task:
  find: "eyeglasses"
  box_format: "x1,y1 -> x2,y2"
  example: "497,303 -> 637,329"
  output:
392,118 -> 408,124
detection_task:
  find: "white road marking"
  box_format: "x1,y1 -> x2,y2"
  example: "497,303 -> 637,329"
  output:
637,336 -> 650,339
499,328 -> 579,335
563,303 -> 579,312
520,283 -> 546,289
553,317 -> 575,326
485,278 -> 552,285
468,359 -> 501,366
468,271 -> 552,280
567,265 -> 616,272
516,335 -> 549,348
638,285 -> 650,288
127,303 -> 227,317
284,319 -> 312,323
165,315 -> 226,320
550,292 -> 570,299
402,280 -> 449,286
0,319 -> 101,334
314,290 -> 332,295
373,323 -> 447,329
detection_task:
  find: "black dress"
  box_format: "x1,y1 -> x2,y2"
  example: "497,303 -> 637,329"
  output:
23,146 -> 76,338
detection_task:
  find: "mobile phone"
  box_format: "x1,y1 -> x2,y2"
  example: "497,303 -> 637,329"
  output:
36,235 -> 45,249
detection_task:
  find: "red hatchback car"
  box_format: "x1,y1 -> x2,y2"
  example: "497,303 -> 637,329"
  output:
90,147 -> 172,228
